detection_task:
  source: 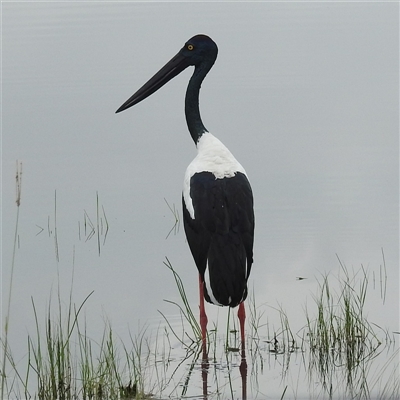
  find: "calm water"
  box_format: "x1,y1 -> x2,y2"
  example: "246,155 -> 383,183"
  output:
2,2 -> 399,399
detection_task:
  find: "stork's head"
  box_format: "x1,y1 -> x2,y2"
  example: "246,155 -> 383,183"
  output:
116,34 -> 218,113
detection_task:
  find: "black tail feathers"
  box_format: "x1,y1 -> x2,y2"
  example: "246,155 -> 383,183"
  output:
203,232 -> 248,307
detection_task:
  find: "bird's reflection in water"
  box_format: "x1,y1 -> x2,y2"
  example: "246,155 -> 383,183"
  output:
200,342 -> 209,400
239,345 -> 248,400
199,334 -> 247,400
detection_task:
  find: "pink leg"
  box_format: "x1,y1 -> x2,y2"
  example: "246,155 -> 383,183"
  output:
238,302 -> 246,350
199,274 -> 208,345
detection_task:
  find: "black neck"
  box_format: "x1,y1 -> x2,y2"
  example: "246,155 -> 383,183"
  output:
185,65 -> 211,144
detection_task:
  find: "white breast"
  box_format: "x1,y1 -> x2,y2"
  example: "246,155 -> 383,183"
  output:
183,132 -> 247,219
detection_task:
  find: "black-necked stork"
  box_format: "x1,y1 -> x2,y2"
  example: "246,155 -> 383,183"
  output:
116,34 -> 255,346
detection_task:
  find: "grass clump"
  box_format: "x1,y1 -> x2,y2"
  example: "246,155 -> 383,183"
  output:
2,288 -> 151,400
27,291 -> 124,400
306,260 -> 381,359
305,257 -> 386,398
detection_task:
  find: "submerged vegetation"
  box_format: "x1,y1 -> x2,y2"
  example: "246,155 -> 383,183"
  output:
2,165 -> 398,399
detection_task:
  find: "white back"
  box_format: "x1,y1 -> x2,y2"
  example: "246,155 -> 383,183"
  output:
183,132 -> 247,219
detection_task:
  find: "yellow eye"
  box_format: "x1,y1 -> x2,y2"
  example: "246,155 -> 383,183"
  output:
187,44 -> 194,51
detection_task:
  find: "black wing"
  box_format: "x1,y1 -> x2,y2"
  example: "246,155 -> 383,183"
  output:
182,171 -> 254,307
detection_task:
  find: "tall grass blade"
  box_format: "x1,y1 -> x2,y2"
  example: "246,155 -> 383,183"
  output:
162,258 -> 201,341
1,161 -> 23,400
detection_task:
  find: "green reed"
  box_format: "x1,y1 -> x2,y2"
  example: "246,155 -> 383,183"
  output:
159,257 -> 202,345
304,257 -> 389,398
24,291 -> 152,400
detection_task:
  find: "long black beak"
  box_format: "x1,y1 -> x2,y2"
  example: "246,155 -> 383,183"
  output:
116,51 -> 191,113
